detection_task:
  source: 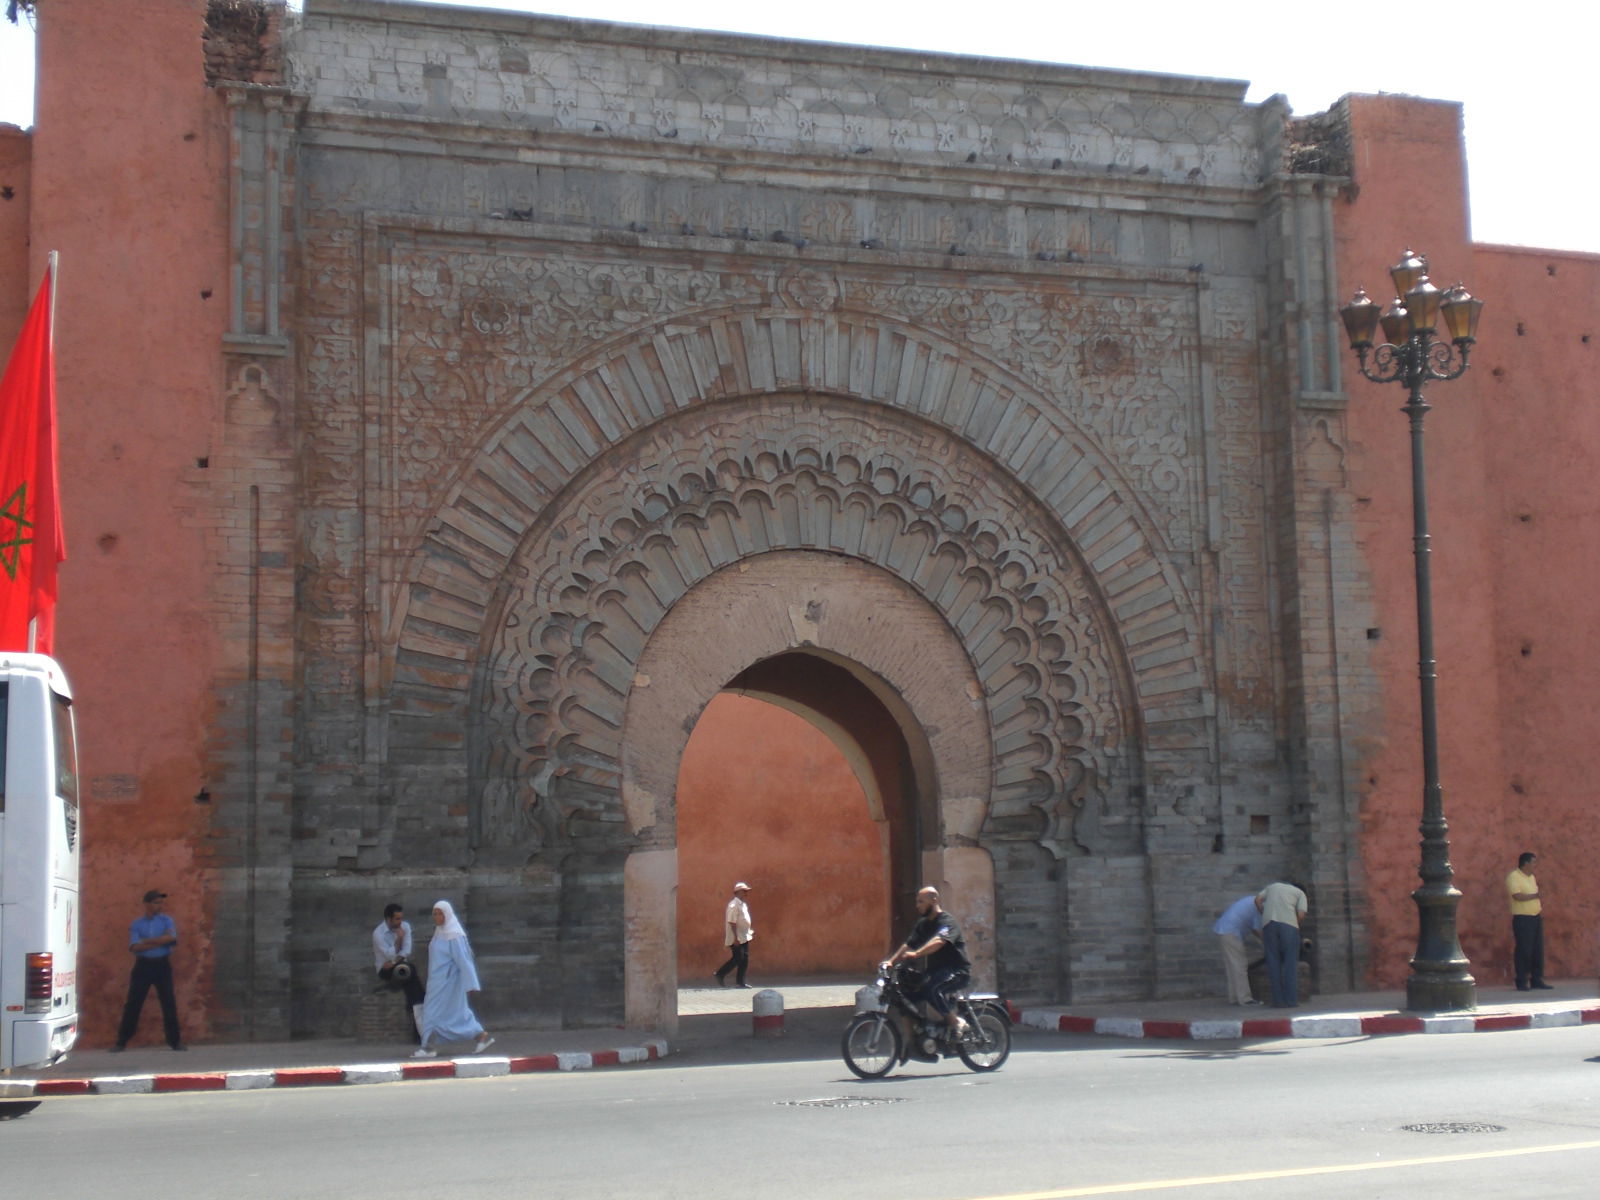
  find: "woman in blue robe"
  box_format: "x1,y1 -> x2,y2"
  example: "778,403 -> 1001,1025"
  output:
412,900 -> 494,1057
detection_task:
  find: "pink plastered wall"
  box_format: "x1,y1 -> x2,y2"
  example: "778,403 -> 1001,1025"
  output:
27,0 -> 227,1045
676,694 -> 888,979
0,123 -> 30,346
1470,240 -> 1600,980
1338,94 -> 1600,987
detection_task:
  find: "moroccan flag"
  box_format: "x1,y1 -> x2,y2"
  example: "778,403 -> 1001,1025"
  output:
0,261 -> 65,654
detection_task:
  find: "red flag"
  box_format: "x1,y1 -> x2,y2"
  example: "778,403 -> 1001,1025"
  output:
0,262 -> 65,654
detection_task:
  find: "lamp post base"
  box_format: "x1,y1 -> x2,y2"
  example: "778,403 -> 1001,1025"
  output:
1405,971 -> 1477,1014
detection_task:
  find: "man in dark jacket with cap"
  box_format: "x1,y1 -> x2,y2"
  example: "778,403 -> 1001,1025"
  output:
112,888 -> 184,1051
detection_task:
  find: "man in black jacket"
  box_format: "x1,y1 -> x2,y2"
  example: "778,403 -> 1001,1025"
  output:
884,886 -> 971,1038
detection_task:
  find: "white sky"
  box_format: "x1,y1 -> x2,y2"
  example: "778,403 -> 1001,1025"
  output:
1,2 -> 1591,254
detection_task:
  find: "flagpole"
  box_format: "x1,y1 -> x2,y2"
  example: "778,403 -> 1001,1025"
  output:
46,250 -> 58,331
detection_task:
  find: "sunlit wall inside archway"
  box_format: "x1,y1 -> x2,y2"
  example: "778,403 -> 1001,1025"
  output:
675,692 -> 888,978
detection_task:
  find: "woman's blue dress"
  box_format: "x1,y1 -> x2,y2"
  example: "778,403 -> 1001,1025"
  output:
420,934 -> 484,1045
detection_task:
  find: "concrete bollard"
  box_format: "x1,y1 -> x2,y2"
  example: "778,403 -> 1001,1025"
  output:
752,988 -> 784,1037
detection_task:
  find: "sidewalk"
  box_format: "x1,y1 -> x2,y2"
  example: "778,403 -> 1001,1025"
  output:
5,979 -> 861,1102
9,979 -> 1596,1101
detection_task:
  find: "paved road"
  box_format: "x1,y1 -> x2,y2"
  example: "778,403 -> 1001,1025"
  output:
6,1022 -> 1600,1198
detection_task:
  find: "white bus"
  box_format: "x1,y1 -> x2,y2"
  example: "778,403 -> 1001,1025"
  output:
0,653 -> 80,1118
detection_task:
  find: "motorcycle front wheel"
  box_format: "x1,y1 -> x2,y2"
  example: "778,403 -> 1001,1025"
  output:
842,1013 -> 903,1079
956,1007 -> 1011,1072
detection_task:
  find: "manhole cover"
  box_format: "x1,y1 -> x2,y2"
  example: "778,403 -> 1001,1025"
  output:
779,1096 -> 908,1109
1401,1122 -> 1506,1135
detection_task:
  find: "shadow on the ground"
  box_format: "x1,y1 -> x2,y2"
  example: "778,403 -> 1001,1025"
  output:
648,1005 -> 1103,1073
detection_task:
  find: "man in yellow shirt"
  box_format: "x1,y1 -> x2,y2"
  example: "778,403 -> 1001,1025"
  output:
1506,852 -> 1551,991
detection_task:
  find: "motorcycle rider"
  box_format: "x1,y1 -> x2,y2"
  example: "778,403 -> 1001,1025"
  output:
883,886 -> 971,1047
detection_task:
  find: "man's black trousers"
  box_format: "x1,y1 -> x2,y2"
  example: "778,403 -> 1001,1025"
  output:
1512,913 -> 1545,987
716,941 -> 750,986
117,956 -> 181,1049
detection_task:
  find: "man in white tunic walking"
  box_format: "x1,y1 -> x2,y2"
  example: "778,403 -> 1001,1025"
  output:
714,882 -> 754,988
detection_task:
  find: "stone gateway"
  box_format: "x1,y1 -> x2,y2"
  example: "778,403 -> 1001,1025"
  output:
60,0 -> 1600,1045
179,0 -> 1376,1037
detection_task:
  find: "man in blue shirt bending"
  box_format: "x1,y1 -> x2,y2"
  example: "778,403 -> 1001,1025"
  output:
1213,893 -> 1264,1005
111,889 -> 184,1052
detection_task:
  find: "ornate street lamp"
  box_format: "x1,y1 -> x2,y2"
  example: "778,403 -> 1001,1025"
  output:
1340,249 -> 1484,1013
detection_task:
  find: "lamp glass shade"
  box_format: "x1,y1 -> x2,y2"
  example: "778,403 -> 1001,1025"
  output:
1389,248 -> 1427,297
1339,288 -> 1381,349
1404,276 -> 1441,334
1440,285 -> 1484,343
1380,300 -> 1410,347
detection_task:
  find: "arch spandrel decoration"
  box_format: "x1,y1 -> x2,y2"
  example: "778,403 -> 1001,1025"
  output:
372,233 -> 1203,577
402,391 -> 1183,864
384,305 -> 1210,860
388,305 -> 1203,674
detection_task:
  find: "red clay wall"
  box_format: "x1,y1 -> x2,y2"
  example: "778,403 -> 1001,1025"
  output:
0,124 -> 29,349
1470,241 -> 1600,979
1337,94 -> 1600,987
28,0 -> 227,1045
676,693 -> 888,979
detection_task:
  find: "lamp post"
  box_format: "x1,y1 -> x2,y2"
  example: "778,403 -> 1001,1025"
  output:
1339,249 -> 1484,1013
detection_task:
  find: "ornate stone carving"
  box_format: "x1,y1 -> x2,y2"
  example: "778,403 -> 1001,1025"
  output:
370,229 -> 1206,561
471,397 -> 1140,860
337,216 -> 1215,872
1208,288 -> 1274,718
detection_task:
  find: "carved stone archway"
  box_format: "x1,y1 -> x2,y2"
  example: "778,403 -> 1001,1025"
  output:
621,552 -> 991,1031
380,304 -> 1212,1021
384,300 -> 1208,771
469,394 -> 1141,862
438,391 -> 1160,1022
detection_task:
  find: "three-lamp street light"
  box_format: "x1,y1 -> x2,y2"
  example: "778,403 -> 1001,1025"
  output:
1339,248 -> 1484,1014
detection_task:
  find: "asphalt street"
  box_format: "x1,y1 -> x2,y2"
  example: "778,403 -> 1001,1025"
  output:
6,1021 -> 1600,1199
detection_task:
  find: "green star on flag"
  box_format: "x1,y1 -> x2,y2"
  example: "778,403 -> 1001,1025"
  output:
0,260 -> 65,653
0,480 -> 33,581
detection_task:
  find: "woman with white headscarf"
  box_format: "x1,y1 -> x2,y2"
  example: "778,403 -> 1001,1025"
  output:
412,900 -> 494,1057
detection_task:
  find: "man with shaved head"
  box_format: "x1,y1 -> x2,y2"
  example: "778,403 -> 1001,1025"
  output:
884,886 -> 971,1042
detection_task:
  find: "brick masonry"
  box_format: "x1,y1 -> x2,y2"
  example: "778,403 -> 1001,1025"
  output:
188,0 -> 1378,1035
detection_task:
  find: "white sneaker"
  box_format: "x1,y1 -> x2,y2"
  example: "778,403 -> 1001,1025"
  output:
1240,998 -> 1264,1006
410,1046 -> 437,1058
472,1035 -> 495,1054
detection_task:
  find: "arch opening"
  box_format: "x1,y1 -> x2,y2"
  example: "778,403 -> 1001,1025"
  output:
619,551 -> 1000,1033
675,651 -> 927,983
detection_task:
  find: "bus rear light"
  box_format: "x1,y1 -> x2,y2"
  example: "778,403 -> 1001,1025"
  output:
25,952 -> 53,1014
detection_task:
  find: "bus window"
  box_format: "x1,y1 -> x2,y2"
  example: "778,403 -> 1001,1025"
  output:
51,692 -> 77,805
0,680 -> 8,811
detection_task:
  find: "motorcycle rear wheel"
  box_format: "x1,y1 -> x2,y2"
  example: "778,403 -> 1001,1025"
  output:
842,1013 -> 903,1079
956,1008 -> 1011,1072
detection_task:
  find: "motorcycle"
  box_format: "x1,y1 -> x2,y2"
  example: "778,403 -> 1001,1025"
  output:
841,962 -> 1012,1078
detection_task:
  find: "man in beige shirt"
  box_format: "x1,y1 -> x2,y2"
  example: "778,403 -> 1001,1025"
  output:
1255,880 -> 1308,1008
1506,852 -> 1550,990
714,881 -> 754,988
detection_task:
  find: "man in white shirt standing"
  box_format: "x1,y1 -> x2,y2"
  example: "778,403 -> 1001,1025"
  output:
714,882 -> 754,988
373,902 -> 426,1040
1255,880 -> 1309,1008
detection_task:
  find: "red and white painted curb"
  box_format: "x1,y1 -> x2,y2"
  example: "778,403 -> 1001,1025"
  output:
1017,1006 -> 1600,1041
10,1038 -> 667,1099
